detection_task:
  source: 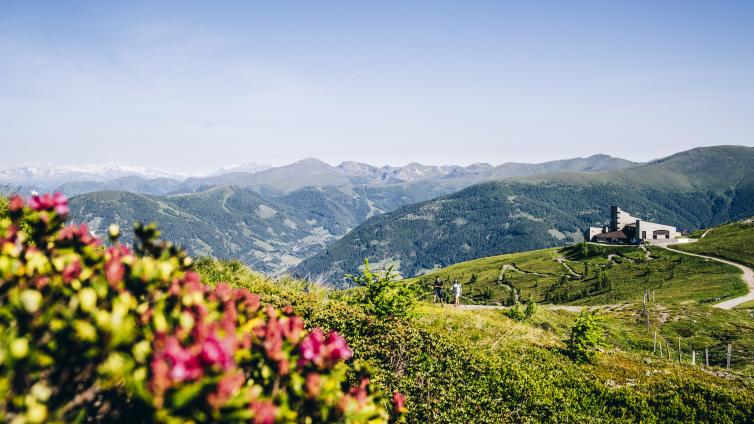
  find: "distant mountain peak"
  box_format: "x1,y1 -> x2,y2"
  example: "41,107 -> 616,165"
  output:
292,158 -> 331,166
211,162 -> 271,176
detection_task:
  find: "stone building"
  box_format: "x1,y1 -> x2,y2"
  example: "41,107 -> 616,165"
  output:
585,206 -> 677,244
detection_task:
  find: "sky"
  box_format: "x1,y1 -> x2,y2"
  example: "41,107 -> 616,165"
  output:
1,1 -> 753,172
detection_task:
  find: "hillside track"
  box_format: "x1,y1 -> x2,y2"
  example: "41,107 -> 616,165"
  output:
660,243 -> 754,310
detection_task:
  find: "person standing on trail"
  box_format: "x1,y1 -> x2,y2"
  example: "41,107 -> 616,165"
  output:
452,278 -> 461,307
433,276 -> 444,307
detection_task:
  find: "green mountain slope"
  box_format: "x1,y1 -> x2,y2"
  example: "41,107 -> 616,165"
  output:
68,187 -> 340,274
64,154 -> 640,276
676,217 -> 754,269
405,244 -> 746,306
293,145 -> 754,282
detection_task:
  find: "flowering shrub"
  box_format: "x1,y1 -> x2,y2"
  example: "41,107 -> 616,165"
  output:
0,193 -> 401,423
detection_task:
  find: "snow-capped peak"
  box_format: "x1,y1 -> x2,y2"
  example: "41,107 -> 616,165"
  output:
0,162 -> 203,189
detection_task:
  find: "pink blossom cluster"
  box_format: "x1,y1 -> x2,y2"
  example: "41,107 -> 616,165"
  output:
0,192 -> 401,422
298,328 -> 353,368
57,223 -> 100,247
150,276 -> 240,402
28,192 -> 69,215
105,245 -> 132,286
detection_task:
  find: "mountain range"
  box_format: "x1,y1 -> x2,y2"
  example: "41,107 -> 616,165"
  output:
12,146 -> 753,283
293,145 -> 754,285
1,155 -> 637,197
54,154 -> 638,274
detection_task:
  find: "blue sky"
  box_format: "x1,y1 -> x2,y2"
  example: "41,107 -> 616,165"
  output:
1,1 -> 753,171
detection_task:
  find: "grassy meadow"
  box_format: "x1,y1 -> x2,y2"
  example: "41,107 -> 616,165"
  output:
194,257 -> 754,422
675,218 -> 754,268
404,243 -> 747,307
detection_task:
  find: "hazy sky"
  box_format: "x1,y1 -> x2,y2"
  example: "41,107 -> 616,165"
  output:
1,1 -> 753,172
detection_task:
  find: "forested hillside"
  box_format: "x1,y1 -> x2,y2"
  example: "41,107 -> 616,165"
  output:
64,155 -> 639,274
68,187 -> 344,274
294,146 -> 754,283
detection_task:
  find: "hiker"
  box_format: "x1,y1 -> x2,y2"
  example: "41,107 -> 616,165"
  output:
452,278 -> 461,307
432,276 -> 444,306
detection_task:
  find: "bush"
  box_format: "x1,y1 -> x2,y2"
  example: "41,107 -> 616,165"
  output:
503,300 -> 536,322
346,260 -> 416,319
0,194 -> 401,423
566,310 -> 602,363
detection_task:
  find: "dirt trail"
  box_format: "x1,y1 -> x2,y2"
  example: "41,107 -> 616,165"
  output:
607,254 -> 633,264
659,244 -> 754,310
639,245 -> 654,260
458,304 -> 586,312
555,257 -> 582,278
501,264 -> 548,277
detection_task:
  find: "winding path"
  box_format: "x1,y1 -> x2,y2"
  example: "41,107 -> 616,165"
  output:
555,257 -> 583,278
659,243 -> 754,309
459,240 -> 754,311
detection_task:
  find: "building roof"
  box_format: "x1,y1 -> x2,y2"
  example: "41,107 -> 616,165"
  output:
593,230 -> 629,240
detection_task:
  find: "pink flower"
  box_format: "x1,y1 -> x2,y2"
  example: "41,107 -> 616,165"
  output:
58,224 -> 99,247
212,282 -> 232,303
299,329 -> 352,367
29,192 -> 68,215
263,314 -> 284,361
325,331 -> 353,363
233,288 -> 260,312
183,271 -> 203,293
207,370 -> 245,409
105,259 -> 125,285
8,195 -> 24,213
199,333 -> 234,369
53,192 -> 68,215
282,315 -> 304,343
62,260 -> 82,283
150,357 -> 172,399
250,400 -> 276,424
158,337 -> 203,382
392,391 -> 406,414
299,328 -> 325,366
105,245 -> 131,286
305,372 -> 321,397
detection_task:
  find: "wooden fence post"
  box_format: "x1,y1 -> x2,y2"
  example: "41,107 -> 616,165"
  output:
678,338 -> 682,363
705,348 -> 709,367
643,293 -> 650,329
653,331 -> 657,354
692,350 -> 696,366
726,344 -> 732,370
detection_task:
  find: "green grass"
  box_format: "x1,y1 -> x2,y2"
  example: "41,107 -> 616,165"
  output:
676,218 -> 754,269
403,244 -> 747,307
195,257 -> 754,422
736,299 -> 754,310
594,303 -> 754,373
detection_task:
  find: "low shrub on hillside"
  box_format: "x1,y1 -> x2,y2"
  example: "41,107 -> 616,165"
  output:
345,260 -> 416,319
566,310 -> 602,363
0,194 -> 401,423
502,301 -> 537,322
